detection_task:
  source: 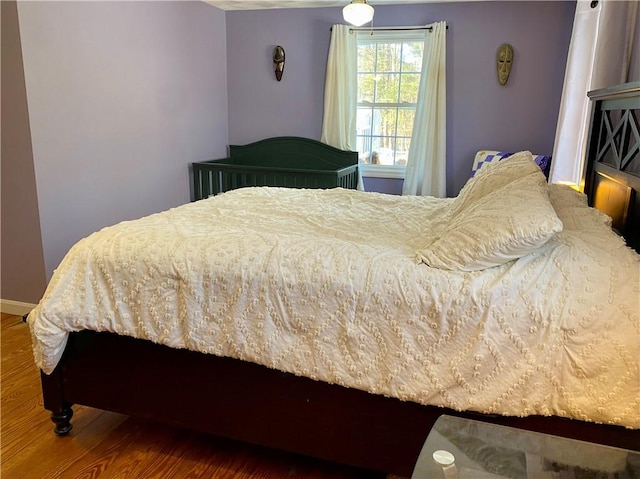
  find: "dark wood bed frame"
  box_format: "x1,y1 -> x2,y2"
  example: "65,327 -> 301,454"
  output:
584,81 -> 640,252
40,81 -> 640,477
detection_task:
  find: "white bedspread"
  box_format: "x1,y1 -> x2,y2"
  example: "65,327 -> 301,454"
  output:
29,186 -> 640,428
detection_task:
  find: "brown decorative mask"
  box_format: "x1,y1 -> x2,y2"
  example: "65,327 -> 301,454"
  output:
497,43 -> 514,86
273,46 -> 285,81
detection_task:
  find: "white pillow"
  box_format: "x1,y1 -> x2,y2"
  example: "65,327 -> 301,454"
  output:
418,171 -> 563,271
453,151 -> 541,216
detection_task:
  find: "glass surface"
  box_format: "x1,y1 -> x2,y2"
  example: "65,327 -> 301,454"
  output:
376,42 -> 401,72
399,73 -> 421,103
356,35 -> 423,171
357,73 -> 375,103
412,415 -> 640,479
397,108 -> 415,139
357,43 -> 377,72
402,42 -> 424,71
375,74 -> 400,103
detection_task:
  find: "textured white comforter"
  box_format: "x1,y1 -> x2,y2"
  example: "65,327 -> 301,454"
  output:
29,186 -> 640,428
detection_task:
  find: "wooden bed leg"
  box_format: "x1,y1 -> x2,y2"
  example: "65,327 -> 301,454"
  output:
41,363 -> 74,436
51,406 -> 73,436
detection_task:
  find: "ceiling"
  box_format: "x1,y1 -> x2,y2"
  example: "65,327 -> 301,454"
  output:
206,1 -> 449,10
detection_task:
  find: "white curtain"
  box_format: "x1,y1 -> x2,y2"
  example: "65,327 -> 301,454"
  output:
550,0 -> 638,186
321,25 -> 364,190
321,25 -> 357,150
402,21 -> 447,197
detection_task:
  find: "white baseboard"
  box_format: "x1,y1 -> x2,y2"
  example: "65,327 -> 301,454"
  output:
1,299 -> 37,316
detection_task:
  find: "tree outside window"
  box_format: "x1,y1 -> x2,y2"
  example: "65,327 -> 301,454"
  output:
356,33 -> 424,174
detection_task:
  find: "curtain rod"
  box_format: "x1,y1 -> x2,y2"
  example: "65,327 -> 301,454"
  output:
330,25 -> 448,32
349,25 -> 446,32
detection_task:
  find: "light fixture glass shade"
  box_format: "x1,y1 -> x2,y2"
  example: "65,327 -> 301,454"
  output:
343,0 -> 374,27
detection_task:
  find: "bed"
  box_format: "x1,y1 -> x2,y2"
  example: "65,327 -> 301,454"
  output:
29,81 -> 640,477
192,136 -> 359,199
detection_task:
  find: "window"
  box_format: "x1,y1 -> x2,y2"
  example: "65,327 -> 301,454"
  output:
356,31 -> 424,178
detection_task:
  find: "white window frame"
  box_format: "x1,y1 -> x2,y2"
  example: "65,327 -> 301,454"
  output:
356,30 -> 425,180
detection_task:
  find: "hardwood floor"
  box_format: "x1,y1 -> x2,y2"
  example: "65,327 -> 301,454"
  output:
1,313 -> 385,479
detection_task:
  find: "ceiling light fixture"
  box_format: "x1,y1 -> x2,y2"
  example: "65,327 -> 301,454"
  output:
343,0 -> 374,27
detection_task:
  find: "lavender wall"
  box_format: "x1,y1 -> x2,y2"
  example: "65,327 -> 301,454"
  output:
226,1 -> 575,196
1,1 -> 47,304
17,1 -> 229,280
629,10 -> 640,82
226,7 -> 336,143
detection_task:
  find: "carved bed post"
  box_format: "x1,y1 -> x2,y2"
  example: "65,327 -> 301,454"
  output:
51,407 -> 74,436
40,368 -> 74,435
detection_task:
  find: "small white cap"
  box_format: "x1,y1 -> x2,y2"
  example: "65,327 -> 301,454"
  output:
432,449 -> 455,466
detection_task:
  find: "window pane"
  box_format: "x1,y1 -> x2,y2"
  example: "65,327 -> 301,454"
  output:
357,43 -> 377,73
355,34 -> 424,170
358,74 -> 375,103
373,107 -> 398,138
357,107 -> 373,135
362,136 -> 382,164
357,107 -> 373,163
375,74 -> 399,103
370,137 -> 382,164
356,135 -> 373,163
373,137 -> 396,165
402,42 -> 424,72
395,137 -> 411,166
376,43 -> 401,72
397,108 -> 415,138
399,73 -> 421,104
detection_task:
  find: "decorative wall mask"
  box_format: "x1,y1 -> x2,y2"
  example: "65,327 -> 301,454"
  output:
497,43 -> 514,86
273,46 -> 285,81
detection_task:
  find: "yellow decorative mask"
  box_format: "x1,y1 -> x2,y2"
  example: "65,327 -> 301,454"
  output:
497,43 -> 514,86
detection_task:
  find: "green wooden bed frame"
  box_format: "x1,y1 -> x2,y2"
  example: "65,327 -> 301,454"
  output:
192,136 -> 359,199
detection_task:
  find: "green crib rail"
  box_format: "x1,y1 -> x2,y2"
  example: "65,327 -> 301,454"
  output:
192,137 -> 359,200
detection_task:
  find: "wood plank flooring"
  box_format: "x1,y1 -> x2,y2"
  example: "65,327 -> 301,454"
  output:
1,313 -> 384,479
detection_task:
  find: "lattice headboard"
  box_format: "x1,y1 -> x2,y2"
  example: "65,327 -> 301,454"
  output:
583,81 -> 640,252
